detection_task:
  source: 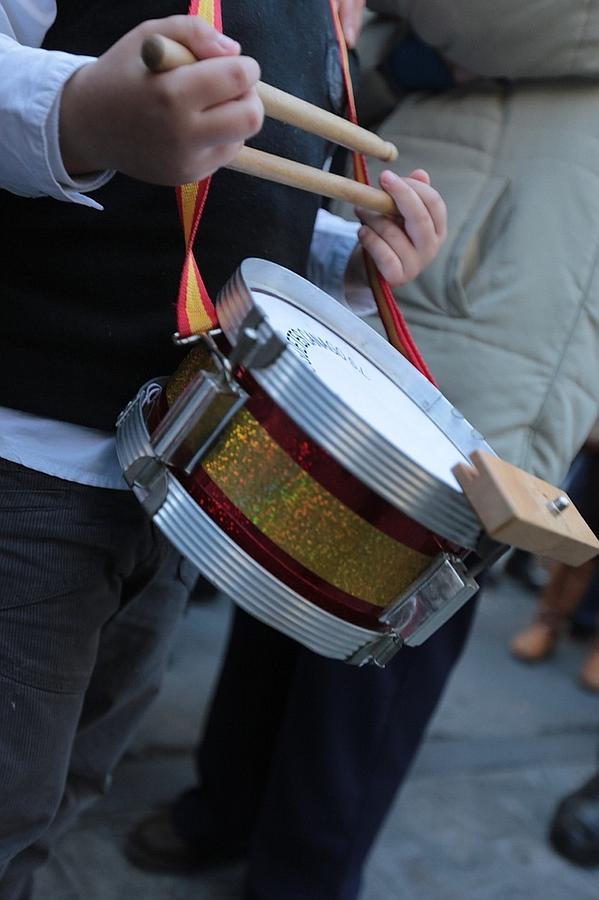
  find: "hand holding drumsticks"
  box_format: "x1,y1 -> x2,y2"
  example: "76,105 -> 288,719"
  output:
139,33 -> 401,216
58,15 -> 446,288
59,15 -> 392,195
59,16 -> 265,184
140,30 -> 447,288
353,169 -> 447,288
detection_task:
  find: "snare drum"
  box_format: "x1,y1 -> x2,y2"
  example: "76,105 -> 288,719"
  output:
116,259 -> 497,666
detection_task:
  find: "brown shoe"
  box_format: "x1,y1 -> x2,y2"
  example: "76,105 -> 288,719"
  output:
579,641 -> 599,692
510,621 -> 558,662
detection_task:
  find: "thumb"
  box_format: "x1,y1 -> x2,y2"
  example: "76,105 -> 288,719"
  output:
152,15 -> 241,61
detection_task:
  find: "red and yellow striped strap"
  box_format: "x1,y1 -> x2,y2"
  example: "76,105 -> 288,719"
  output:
174,0 -> 222,337
176,0 -> 435,386
328,0 -> 435,384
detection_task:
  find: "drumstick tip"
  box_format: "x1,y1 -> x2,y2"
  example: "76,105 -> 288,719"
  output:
141,35 -> 166,72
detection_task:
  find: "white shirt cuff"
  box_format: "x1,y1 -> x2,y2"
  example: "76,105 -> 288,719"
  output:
307,208 -> 377,316
47,87 -> 115,208
308,209 -> 376,316
0,38 -> 113,207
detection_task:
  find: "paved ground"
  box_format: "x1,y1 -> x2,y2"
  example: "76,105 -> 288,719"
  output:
35,571 -> 599,899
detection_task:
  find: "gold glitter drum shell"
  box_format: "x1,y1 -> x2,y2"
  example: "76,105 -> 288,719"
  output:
116,260 -> 494,665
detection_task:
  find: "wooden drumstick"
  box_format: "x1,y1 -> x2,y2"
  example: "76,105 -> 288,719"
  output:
141,35 -> 397,215
141,34 -> 398,163
227,147 -> 396,215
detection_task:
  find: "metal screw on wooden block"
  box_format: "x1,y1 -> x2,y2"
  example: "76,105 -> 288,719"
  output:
548,495 -> 570,515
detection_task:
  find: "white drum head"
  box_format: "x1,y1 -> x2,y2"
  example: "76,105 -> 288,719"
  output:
253,290 -> 464,491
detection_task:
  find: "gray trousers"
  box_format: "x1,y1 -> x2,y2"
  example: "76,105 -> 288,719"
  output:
0,458 -> 192,900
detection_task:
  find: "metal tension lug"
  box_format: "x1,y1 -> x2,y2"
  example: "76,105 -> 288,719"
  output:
150,309 -> 285,476
150,369 -> 247,475
380,554 -> 479,647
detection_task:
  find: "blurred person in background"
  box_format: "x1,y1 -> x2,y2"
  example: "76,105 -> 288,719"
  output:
510,420 -> 599,691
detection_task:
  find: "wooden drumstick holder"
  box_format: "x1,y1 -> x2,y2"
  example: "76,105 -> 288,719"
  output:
453,451 -> 599,566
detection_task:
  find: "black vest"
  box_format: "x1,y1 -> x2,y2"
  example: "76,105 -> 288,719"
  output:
0,2 -> 343,430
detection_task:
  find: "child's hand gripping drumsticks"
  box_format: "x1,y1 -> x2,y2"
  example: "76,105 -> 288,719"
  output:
58,16 -> 265,185
352,168 -> 447,288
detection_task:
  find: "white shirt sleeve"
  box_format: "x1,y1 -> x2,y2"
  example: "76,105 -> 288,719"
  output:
0,29 -> 113,207
307,208 -> 377,316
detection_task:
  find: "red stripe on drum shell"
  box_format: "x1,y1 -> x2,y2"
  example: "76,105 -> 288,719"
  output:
184,467 -> 401,631
241,372 -> 459,558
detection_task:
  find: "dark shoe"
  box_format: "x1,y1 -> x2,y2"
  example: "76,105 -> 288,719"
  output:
125,807 -> 247,875
549,773 -> 599,866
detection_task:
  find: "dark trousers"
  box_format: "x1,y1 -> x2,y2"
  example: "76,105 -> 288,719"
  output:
175,595 -> 477,900
0,459 -> 192,900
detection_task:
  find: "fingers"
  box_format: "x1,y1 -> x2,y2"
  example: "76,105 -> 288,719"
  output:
196,91 -> 264,146
379,170 -> 447,245
166,55 -> 264,150
141,15 -> 240,60
136,27 -> 263,181
336,0 -> 366,48
169,139 -> 245,184
354,170 -> 447,286
357,224 -> 413,285
196,140 -> 245,177
408,168 -> 431,186
357,213 -> 429,285
167,54 -> 261,110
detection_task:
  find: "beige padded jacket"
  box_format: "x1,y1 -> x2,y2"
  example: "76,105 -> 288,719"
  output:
352,1 -> 599,484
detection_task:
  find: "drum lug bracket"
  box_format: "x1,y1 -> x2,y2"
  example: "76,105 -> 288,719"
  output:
203,308 -> 286,383
149,310 -> 286,476
228,307 -> 287,372
347,632 -> 403,668
123,454 -> 169,518
379,553 -> 479,648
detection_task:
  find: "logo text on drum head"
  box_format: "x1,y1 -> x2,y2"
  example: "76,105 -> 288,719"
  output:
286,328 -> 370,380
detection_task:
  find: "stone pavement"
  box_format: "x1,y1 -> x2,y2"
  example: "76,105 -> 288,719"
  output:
36,572 -> 599,899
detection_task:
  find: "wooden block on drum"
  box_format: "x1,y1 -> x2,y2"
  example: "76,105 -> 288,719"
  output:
453,450 -> 599,566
